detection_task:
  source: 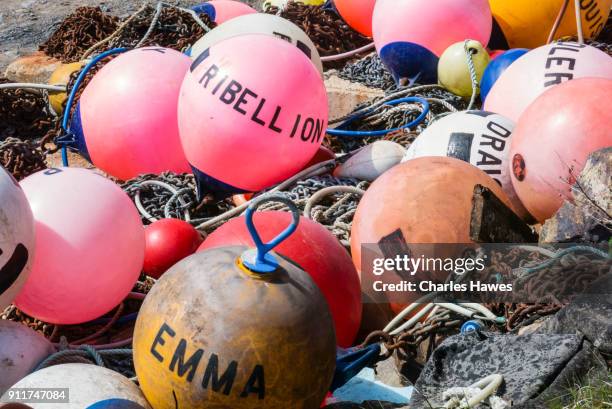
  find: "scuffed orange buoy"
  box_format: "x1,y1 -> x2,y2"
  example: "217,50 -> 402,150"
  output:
0,320 -> 55,395
351,157 -> 512,311
134,197 -> 336,409
509,78 -> 612,222
48,61 -> 84,115
199,211 -> 362,347
143,218 -> 204,279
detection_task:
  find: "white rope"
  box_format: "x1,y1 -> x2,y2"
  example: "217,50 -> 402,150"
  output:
0,83 -> 66,91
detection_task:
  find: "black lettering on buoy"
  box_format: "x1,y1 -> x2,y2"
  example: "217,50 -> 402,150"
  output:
486,121 -> 512,138
150,323 -> 176,363
466,110 -> 493,118
447,132 -> 474,162
268,106 -> 283,133
483,169 -> 502,176
311,119 -> 324,143
191,48 -> 210,72
272,31 -> 292,43
212,75 -> 229,96
201,354 -> 238,395
296,41 -> 312,59
198,64 -> 219,88
546,57 -> 576,70
142,47 -> 166,54
43,168 -> 62,175
589,14 -> 603,30
301,118 -> 315,142
169,339 -> 204,382
240,365 -> 265,400
476,150 -> 502,167
220,80 -> 243,105
480,134 -> 506,152
544,72 -> 573,87
0,244 -> 28,294
290,115 -> 302,138
251,99 -> 267,126
234,88 -> 258,115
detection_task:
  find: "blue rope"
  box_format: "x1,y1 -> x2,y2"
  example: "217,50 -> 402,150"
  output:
60,48 -> 128,166
326,96 -> 430,137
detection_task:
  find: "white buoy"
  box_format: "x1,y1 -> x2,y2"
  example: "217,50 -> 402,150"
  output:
1,364 -> 151,409
334,141 -> 405,181
402,110 -> 530,220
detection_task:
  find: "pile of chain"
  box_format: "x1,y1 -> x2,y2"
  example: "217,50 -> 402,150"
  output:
39,7 -> 120,62
121,172 -> 234,226
0,138 -> 48,180
108,6 -> 216,51
0,78 -> 56,141
338,53 -> 396,90
265,3 -> 370,68
255,175 -> 369,246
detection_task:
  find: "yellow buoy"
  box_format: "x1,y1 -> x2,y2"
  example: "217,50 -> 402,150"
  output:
133,197 -> 336,409
438,40 -> 490,98
48,61 -> 84,115
490,0 -> 612,48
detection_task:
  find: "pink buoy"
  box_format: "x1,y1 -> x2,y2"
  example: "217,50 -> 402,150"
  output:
510,78 -> 612,222
70,47 -> 191,180
16,168 -> 145,324
372,0 -> 491,84
484,42 -> 612,122
179,35 -> 328,199
199,0 -> 257,24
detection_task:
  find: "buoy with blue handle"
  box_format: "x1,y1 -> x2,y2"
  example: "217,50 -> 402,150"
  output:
133,195 -> 336,408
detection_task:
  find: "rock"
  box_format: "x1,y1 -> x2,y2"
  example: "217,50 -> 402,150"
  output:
4,51 -> 61,83
325,74 -> 384,122
540,147 -> 611,244
411,331 -> 591,407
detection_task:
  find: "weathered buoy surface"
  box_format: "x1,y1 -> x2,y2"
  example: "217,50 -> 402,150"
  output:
143,218 -> 203,279
484,42 -> 612,122
0,404 -> 33,408
351,157 -> 512,271
86,399 -> 146,409
16,168 -> 144,324
373,0 -> 492,84
1,364 -> 151,409
179,35 -> 328,199
334,0 -> 376,37
48,61 -> 84,115
0,166 -> 35,310
0,320 -> 55,395
71,47 -> 191,180
190,13 -> 323,76
334,141 -> 405,182
509,78 -> 612,222
134,247 -> 336,408
402,111 -> 529,220
437,40 -> 490,98
480,48 -> 529,103
489,0 -> 612,49
199,211 -> 362,347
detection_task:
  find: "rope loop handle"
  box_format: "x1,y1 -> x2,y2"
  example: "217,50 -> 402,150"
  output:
241,195 -> 300,273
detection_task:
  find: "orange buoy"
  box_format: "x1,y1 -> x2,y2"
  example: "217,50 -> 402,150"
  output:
509,78 -> 612,222
199,211 -> 362,347
334,0 -> 376,37
351,157 -> 512,312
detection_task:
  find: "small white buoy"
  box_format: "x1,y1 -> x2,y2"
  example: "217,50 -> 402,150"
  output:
334,141 -> 405,181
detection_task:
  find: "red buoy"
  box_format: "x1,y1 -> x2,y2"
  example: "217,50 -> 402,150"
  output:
143,219 -> 203,279
199,211 -> 362,347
